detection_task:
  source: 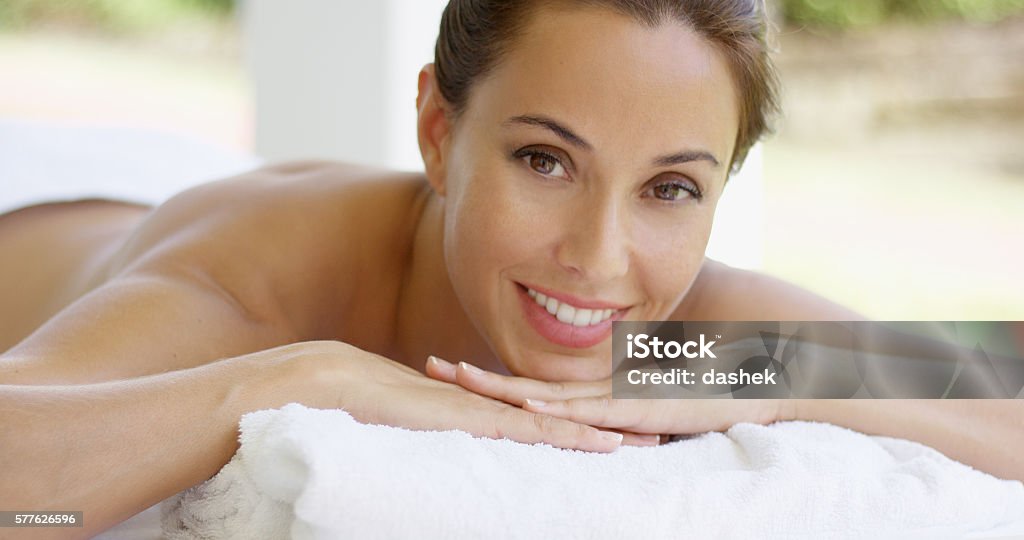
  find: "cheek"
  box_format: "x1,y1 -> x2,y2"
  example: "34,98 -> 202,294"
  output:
443,175 -> 547,300
635,213 -> 715,309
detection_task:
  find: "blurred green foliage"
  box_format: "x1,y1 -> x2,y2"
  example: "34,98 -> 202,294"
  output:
780,0 -> 1024,28
4,0 -> 1023,33
0,0 -> 234,32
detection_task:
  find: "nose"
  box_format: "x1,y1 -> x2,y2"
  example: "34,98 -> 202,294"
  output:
554,190 -> 631,282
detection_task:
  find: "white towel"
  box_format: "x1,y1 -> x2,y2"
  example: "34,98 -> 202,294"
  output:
160,403 -> 1024,539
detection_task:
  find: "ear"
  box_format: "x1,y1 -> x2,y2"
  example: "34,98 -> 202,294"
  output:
416,63 -> 453,197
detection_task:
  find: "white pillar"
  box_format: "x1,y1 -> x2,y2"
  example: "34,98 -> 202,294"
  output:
241,0 -> 447,170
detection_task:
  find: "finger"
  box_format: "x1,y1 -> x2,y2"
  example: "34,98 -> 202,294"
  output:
454,361 -> 609,406
523,396 -> 663,431
425,355 -> 458,383
614,430 -> 662,447
488,407 -> 623,454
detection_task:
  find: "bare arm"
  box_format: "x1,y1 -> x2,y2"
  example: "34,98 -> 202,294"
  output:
683,260 -> 1024,482
0,262 -> 303,536
0,172 -> 332,535
0,347 -> 310,539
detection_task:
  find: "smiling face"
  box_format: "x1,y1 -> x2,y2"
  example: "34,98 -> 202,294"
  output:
421,5 -> 740,382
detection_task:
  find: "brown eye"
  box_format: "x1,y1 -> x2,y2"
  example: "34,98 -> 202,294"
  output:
651,180 -> 700,202
529,153 -> 558,175
514,148 -> 568,179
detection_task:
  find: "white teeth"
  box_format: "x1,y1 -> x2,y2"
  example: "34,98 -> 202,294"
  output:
526,287 -> 618,326
545,297 -> 558,315
556,303 -> 575,324
572,309 -> 592,327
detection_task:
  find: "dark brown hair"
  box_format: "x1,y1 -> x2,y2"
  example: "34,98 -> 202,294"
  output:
434,0 -> 780,175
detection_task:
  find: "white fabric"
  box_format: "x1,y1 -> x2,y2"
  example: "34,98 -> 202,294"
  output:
0,118 -> 259,214
160,403 -> 1024,539
91,504 -> 162,540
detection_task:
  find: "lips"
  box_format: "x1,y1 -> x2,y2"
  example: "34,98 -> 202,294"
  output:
515,282 -> 626,349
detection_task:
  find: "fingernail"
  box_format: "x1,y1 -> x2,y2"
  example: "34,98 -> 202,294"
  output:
524,398 -> 547,408
459,361 -> 484,375
429,355 -> 451,367
599,431 -> 624,443
638,434 -> 662,444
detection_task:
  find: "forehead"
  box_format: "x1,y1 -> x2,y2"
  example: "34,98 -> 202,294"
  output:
463,5 -> 740,167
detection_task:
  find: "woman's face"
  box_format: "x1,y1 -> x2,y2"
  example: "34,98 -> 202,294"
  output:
432,6 -> 739,381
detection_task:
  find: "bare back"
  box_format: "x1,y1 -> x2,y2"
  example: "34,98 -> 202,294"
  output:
0,161 -> 433,380
0,199 -> 151,352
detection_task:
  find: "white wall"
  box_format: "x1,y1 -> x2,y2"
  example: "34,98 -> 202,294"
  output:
241,0 -> 446,170
241,0 -> 763,269
708,146 -> 764,270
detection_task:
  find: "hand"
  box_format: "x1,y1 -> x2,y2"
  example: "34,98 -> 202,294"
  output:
424,356 -> 662,446
277,341 -> 624,453
424,355 -> 791,441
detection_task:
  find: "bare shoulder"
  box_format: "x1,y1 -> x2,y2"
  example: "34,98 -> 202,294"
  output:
101,160 -> 431,337
673,258 -> 868,321
108,160 -> 424,260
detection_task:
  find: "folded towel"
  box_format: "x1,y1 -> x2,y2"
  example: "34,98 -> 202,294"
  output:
161,403 -> 1024,539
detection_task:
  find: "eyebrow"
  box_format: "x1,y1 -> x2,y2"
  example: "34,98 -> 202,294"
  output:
503,114 -> 720,168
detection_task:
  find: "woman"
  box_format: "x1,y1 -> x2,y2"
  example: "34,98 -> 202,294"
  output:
1,0 -> 1021,537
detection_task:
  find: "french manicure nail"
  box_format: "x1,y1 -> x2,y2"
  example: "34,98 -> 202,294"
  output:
599,431 -> 624,443
524,398 -> 547,408
459,361 -> 484,375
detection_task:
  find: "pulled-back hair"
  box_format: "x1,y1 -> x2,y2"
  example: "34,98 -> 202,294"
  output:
434,0 -> 780,175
